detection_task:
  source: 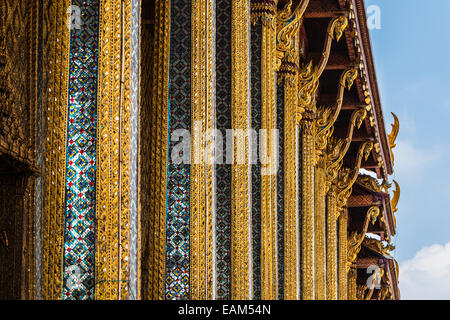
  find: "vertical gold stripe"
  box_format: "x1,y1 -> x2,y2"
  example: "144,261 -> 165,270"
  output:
231,0 -> 250,300
314,160 -> 326,300
190,0 -> 215,299
326,186 -> 338,300
96,0 -> 126,299
283,54 -> 299,300
41,0 -> 71,299
205,0 -> 215,299
261,19 -> 277,301
144,0 -> 170,300
190,0 -> 214,299
301,117 -> 314,300
338,210 -> 348,300
119,0 -> 135,299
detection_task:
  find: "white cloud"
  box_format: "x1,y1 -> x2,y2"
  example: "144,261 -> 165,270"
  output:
394,140 -> 443,175
400,242 -> 450,299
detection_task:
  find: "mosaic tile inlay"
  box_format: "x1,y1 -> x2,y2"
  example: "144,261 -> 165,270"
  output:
250,21 -> 262,300
62,0 -> 100,300
165,0 -> 191,300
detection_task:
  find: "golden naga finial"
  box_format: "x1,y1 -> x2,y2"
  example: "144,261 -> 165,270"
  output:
363,237 -> 395,256
331,16 -> 349,41
391,180 -> 400,214
275,0 -> 310,70
388,112 -> 399,166
394,259 -> 400,283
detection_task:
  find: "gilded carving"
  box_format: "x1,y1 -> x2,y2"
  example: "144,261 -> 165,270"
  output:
231,0 -> 250,300
275,0 -> 310,70
335,141 -> 374,214
315,67 -> 358,159
347,206 -> 380,270
297,16 -> 348,123
387,113 -> 399,166
391,180 -> 400,214
324,108 -> 367,187
363,237 -> 395,256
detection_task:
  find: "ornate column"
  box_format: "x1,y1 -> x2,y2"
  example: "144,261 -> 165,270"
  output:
326,185 -> 338,300
338,210 -> 348,300
38,0 -> 141,300
314,159 -> 326,300
251,0 -> 278,300
300,109 -> 316,300
190,0 -> 216,300
41,0 -> 71,300
95,0 -> 141,300
273,0 -> 309,300
142,0 -> 170,300
231,0 -> 251,300
281,49 -> 300,300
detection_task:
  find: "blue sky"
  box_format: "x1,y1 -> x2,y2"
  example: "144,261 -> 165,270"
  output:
366,0 -> 450,299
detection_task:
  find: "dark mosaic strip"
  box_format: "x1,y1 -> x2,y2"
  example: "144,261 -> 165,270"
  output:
165,0 -> 191,300
276,81 -> 285,299
62,0 -> 100,301
215,0 -> 232,300
250,21 -> 262,300
298,126 -> 303,299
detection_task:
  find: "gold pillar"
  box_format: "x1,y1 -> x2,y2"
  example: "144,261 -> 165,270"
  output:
326,185 -> 338,300
301,114 -> 315,300
143,0 -> 170,300
338,210 -> 348,300
190,0 -> 215,299
314,159 -> 326,299
260,16 -> 278,302
283,51 -> 299,300
231,0 -> 250,300
95,0 -> 139,300
41,0 -> 71,299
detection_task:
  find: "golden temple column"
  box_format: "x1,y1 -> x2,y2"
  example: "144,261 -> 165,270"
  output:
301,112 -> 315,300
326,185 -> 338,300
282,50 -> 300,300
96,0 -> 141,300
314,159 -> 326,300
338,210 -> 348,300
273,0 -> 311,300
190,0 -> 216,300
231,0 -> 251,300
41,0 -> 71,300
143,0 -> 171,300
261,11 -> 278,302
250,0 -> 278,300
